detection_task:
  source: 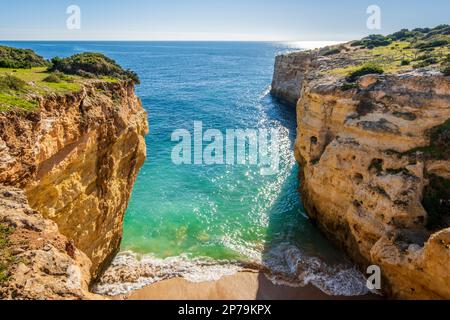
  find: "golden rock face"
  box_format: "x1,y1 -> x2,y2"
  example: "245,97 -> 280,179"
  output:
0,187 -> 101,300
273,49 -> 450,299
0,81 -> 148,299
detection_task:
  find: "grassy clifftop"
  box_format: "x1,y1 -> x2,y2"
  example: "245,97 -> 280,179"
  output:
0,46 -> 48,69
49,53 -> 140,84
320,25 -> 450,78
0,47 -> 140,112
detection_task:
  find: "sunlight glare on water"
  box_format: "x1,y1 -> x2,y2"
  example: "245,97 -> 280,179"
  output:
1,41 -> 368,296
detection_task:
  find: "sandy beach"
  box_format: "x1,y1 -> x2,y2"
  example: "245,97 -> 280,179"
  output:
123,272 -> 381,300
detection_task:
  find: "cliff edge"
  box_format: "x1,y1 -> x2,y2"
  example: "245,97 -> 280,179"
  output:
0,49 -> 148,299
272,26 -> 450,299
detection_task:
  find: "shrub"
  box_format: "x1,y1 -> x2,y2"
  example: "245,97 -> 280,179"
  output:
49,53 -> 140,84
415,39 -> 449,49
426,57 -> 438,64
425,24 -> 450,37
412,27 -> 431,34
418,48 -> 434,53
412,53 -> 439,68
403,119 -> 450,160
346,64 -> 384,82
350,35 -> 392,49
351,41 -> 363,47
414,57 -> 438,69
43,73 -> 62,83
415,53 -> 434,61
389,29 -> 417,41
401,59 -> 411,66
341,82 -> 358,91
0,75 -> 27,91
443,65 -> 450,76
0,46 -> 48,69
323,48 -> 341,56
431,119 -> 450,147
364,35 -> 392,48
0,223 -> 13,284
423,174 -> 450,230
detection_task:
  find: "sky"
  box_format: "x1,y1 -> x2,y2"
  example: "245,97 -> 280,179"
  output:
0,0 -> 449,41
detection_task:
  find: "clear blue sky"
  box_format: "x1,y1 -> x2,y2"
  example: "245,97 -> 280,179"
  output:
1,0 -> 449,41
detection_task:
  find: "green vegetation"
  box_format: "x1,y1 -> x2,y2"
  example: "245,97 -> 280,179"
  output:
0,73 -> 38,111
0,68 -> 82,112
49,53 -> 140,84
390,28 -> 419,41
331,25 -> 450,77
404,119 -> 450,160
0,75 -> 27,91
400,59 -> 411,66
351,25 -> 450,50
323,48 -> 341,56
0,46 -> 48,69
442,54 -> 450,76
443,65 -> 450,76
341,82 -> 358,91
0,223 -> 13,284
43,73 -> 62,83
0,93 -> 38,112
430,119 -> 450,148
413,55 -> 439,69
423,174 -> 450,230
0,46 -> 139,111
351,34 -> 392,49
346,63 -> 384,82
416,39 -> 449,49
415,53 -> 436,61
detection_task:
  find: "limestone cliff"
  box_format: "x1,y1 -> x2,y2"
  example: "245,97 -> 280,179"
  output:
271,52 -> 318,106
272,41 -> 450,299
0,80 -> 148,299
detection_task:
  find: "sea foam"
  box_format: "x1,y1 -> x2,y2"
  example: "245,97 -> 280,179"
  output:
93,245 -> 370,297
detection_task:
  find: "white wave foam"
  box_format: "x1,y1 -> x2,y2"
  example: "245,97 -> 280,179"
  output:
92,252 -> 243,296
259,85 -> 272,100
262,243 -> 370,296
219,236 -> 263,263
94,243 -> 371,297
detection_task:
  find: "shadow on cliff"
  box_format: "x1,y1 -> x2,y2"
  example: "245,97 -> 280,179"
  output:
253,95 -> 376,300
254,94 -> 321,300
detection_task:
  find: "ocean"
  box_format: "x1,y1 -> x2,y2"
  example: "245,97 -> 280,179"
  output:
1,41 -> 368,296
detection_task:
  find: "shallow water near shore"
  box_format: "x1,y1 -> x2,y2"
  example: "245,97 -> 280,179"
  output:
1,41 -> 368,296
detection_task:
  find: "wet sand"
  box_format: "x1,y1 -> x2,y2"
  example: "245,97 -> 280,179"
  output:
124,272 -> 381,300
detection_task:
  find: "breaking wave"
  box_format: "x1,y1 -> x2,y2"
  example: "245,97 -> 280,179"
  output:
92,252 -> 244,296
93,243 -> 370,297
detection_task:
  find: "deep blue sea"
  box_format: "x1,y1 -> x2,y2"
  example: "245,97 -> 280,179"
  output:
1,41 -> 368,295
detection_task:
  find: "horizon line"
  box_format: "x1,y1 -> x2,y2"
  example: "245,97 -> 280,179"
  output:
0,39 -> 347,43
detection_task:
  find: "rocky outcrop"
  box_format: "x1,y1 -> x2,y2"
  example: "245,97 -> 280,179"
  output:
271,52 -> 317,106
273,50 -> 450,299
0,81 -> 148,299
0,187 -> 101,300
271,50 -> 357,107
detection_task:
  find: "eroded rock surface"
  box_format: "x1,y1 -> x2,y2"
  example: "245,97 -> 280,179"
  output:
0,187 -> 102,299
272,48 -> 450,299
0,81 -> 148,299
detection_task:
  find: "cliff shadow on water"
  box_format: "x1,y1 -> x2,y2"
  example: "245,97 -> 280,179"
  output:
255,95 -> 371,299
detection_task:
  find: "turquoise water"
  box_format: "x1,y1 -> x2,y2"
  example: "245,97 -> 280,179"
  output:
1,42 -> 367,295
